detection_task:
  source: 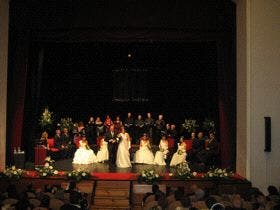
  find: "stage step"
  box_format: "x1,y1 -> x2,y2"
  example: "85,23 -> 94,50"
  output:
92,181 -> 131,210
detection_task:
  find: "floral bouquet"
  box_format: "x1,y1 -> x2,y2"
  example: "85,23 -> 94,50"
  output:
39,107 -> 53,131
182,119 -> 199,133
138,169 -> 160,184
205,168 -> 233,179
202,118 -> 216,133
35,157 -> 58,177
0,166 -> 25,180
58,117 -> 74,132
172,162 -> 196,180
66,169 -> 90,182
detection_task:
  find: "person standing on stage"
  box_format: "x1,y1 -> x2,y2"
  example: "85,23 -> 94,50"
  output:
134,114 -> 145,144
124,112 -> 134,141
95,117 -> 105,137
60,127 -> 74,158
86,116 -> 96,145
104,124 -> 119,165
114,116 -> 123,133
116,126 -> 132,168
154,114 -> 166,145
144,112 -> 154,140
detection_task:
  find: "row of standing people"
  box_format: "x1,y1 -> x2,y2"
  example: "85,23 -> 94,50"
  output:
81,113 -> 178,145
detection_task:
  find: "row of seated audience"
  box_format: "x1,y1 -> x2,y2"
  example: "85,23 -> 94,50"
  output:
142,184 -> 280,210
1,182 -> 280,210
0,181 -> 88,210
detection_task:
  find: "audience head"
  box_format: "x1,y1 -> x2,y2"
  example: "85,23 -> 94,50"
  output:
267,185 -> 279,195
152,184 -> 160,193
181,197 -> 192,208
7,184 -> 18,199
69,191 -> 82,205
232,194 -> 242,208
41,194 -> 50,207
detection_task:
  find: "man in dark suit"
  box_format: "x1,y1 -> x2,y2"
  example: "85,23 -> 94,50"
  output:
104,124 -> 119,164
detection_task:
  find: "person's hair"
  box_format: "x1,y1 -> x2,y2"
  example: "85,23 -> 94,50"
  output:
68,181 -> 77,190
205,196 -> 218,208
181,197 -> 191,207
69,191 -> 82,205
41,195 -> 50,207
267,185 -> 279,195
152,184 -> 160,193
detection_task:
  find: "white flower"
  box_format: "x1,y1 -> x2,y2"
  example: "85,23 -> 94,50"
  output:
209,173 -> 213,177
42,172 -> 47,176
12,166 -> 16,170
53,170 -> 58,175
45,157 -> 51,161
193,172 -> 197,176
13,171 -> 18,175
217,169 -> 222,173
224,173 -> 228,176
155,174 -> 159,178
142,174 -> 146,177
68,173 -> 72,177
49,166 -> 53,169
44,162 -> 50,167
82,172 -> 87,177
169,173 -> 173,177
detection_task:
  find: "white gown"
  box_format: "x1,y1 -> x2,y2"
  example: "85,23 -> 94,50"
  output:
170,142 -> 187,166
73,145 -> 97,164
96,139 -> 109,162
116,133 -> 132,168
134,139 -> 154,164
154,139 -> 169,165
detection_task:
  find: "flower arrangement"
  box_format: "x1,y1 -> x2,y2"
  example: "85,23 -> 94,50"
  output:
66,169 -> 90,182
138,169 -> 160,184
58,117 -> 74,131
39,107 -> 53,131
202,118 -> 216,133
0,166 -> 25,180
172,162 -> 196,180
205,168 -> 233,179
182,119 -> 199,133
35,157 -> 58,177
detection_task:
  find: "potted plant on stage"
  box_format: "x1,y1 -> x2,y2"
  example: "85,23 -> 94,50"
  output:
171,162 -> 197,180
66,169 -> 90,182
35,157 -> 59,178
181,119 -> 199,138
202,118 -> 216,133
0,166 -> 25,181
39,107 -> 54,133
205,168 -> 233,179
138,169 -> 161,185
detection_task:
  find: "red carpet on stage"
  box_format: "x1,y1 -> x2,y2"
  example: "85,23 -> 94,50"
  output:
91,172 -> 138,180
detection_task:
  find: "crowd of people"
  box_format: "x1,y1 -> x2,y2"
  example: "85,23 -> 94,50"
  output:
40,113 -> 219,169
142,184 -> 280,210
0,181 -> 89,210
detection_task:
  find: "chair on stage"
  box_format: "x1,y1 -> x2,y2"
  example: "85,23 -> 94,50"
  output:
167,137 -> 175,152
47,138 -> 60,160
184,139 -> 193,152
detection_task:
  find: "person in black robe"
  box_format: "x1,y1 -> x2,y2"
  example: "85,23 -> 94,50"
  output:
134,114 -> 145,144
104,124 -> 119,165
124,112 -> 134,141
200,132 -> 219,167
144,112 -> 154,139
60,128 -> 74,158
85,116 -> 96,145
154,114 -> 166,145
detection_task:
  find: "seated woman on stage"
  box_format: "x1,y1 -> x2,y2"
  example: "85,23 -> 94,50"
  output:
73,137 -> 97,164
96,138 -> 109,163
134,133 -> 154,164
154,135 -> 169,165
40,131 -> 50,150
170,137 -> 187,166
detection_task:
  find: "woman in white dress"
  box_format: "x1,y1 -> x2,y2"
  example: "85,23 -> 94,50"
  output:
154,135 -> 169,165
96,138 -> 109,163
170,137 -> 187,166
134,133 -> 154,164
73,137 -> 97,164
116,126 -> 132,168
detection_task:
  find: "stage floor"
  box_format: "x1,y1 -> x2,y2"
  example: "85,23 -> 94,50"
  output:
55,158 -> 171,174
